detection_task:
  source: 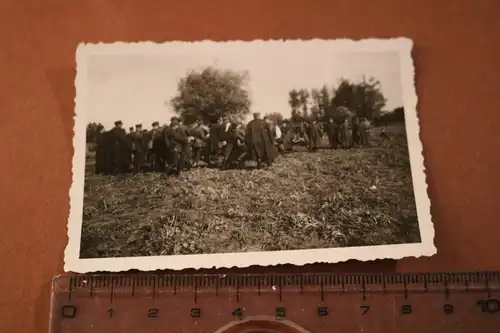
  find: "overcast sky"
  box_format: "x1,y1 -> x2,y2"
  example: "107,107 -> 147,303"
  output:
84,42 -> 404,130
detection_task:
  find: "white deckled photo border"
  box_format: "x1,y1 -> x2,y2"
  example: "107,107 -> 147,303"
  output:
64,38 -> 435,273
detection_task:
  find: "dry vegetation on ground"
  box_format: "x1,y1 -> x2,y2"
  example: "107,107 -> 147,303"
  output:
80,124 -> 421,259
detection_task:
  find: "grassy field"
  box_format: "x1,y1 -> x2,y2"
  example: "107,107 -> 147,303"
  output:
80,123 -> 421,259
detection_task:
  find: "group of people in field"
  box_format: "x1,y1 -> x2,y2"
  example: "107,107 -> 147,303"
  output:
91,112 -> 372,176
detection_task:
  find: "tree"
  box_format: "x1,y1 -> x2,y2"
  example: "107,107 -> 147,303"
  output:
373,106 -> 405,126
310,88 -> 322,117
265,112 -> 284,125
170,67 -> 251,124
393,106 -> 405,121
319,85 -> 331,116
86,122 -> 105,143
310,105 -> 321,120
288,89 -> 301,115
311,85 -> 333,120
331,76 -> 387,120
311,88 -> 321,105
298,89 -> 310,118
333,106 -> 355,119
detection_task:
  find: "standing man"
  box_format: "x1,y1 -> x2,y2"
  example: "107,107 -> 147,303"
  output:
340,117 -> 353,149
205,117 -> 223,166
306,119 -> 322,152
351,115 -> 361,147
264,116 -> 283,153
127,126 -> 135,141
126,126 -> 135,166
325,117 -> 339,149
358,117 -> 371,146
149,121 -> 164,171
110,120 -> 129,174
220,119 -> 239,169
245,112 -> 278,169
164,117 -> 191,175
222,122 -> 247,169
280,119 -> 294,153
188,120 -> 207,167
219,115 -> 232,143
132,124 -> 147,173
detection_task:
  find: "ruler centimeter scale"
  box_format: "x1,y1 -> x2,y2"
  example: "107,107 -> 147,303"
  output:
50,272 -> 500,333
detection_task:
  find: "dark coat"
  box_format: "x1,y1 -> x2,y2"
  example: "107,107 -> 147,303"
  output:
110,127 -> 130,172
95,131 -> 113,174
281,123 -> 294,151
307,122 -> 322,150
151,128 -> 165,152
163,125 -> 190,170
326,121 -> 340,147
326,121 -> 339,136
208,123 -> 222,154
126,132 -> 135,148
178,124 -> 191,138
218,122 -> 232,142
351,116 -> 361,145
245,119 -> 278,163
132,132 -> 147,153
164,125 -> 189,149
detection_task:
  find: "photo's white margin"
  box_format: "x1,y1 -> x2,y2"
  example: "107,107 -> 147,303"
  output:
64,38 -> 435,273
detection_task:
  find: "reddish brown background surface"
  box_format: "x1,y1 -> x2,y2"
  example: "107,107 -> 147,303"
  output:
1,1 -> 500,332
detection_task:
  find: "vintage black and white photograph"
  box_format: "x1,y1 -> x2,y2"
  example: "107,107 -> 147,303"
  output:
65,39 -> 434,272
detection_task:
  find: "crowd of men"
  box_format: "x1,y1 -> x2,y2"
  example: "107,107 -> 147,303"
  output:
91,112 -> 372,176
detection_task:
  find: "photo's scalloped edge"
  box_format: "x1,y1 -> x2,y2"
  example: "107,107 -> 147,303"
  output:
74,38 -> 415,57
74,37 -> 414,46
64,37 -> 435,274
64,245 -> 436,273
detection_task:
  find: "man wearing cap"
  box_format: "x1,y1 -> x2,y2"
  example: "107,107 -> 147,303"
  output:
156,117 -> 179,172
245,112 -> 278,169
306,118 -> 322,152
177,118 -> 190,135
131,124 -> 147,173
147,121 -> 163,171
126,126 -> 135,142
110,120 -> 130,173
177,118 -> 195,168
125,126 -> 136,163
163,117 -> 190,175
169,116 -> 178,127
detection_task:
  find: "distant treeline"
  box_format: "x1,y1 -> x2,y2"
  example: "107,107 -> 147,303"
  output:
372,106 -> 405,126
86,67 -> 406,143
285,75 -> 387,123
